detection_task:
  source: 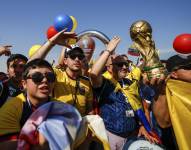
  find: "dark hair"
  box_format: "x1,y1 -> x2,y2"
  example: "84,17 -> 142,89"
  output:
7,54 -> 28,67
22,59 -> 54,79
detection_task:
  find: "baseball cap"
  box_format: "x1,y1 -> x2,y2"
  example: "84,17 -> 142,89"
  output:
166,55 -> 191,72
64,44 -> 84,58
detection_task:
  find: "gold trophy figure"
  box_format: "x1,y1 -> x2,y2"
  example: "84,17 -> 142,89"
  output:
130,20 -> 167,79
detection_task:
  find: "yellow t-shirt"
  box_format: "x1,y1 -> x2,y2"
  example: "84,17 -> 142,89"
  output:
0,94 -> 57,136
0,94 -> 25,135
53,68 -> 93,116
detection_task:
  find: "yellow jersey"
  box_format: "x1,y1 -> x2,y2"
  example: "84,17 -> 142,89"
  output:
0,94 -> 27,136
53,68 -> 93,116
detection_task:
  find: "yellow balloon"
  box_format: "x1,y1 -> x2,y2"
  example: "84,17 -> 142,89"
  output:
28,45 -> 41,58
70,16 -> 78,32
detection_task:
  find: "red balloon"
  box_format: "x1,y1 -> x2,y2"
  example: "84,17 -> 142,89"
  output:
46,26 -> 58,39
173,33 -> 191,54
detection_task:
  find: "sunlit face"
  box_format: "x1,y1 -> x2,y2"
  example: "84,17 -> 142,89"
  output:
22,67 -> 55,101
64,52 -> 85,72
7,59 -> 26,81
108,61 -> 129,80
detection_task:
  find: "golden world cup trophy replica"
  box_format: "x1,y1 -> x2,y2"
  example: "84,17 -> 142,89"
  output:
130,20 -> 167,79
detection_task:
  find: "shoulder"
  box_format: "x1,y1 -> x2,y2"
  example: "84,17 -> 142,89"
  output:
0,94 -> 25,136
0,94 -> 25,123
0,93 -> 25,110
53,67 -> 63,76
53,68 -> 67,82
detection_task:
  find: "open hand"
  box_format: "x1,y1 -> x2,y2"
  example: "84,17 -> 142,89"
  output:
49,29 -> 77,47
106,36 -> 121,53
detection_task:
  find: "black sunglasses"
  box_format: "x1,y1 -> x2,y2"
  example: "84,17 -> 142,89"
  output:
26,72 -> 56,83
69,54 -> 85,60
113,62 -> 129,68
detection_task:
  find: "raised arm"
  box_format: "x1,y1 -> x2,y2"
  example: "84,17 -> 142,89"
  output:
90,36 -> 120,88
29,29 -> 77,61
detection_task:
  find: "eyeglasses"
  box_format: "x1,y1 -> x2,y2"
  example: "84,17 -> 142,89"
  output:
113,62 -> 129,68
26,72 -> 56,83
69,54 -> 85,60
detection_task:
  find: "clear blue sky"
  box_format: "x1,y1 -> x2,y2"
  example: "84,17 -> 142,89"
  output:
0,0 -> 191,72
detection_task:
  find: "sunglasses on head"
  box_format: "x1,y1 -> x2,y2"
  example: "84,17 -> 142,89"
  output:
113,62 -> 129,68
69,54 -> 85,60
26,72 -> 56,84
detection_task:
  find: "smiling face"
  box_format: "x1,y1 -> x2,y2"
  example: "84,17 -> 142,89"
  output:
22,67 -> 55,101
107,55 -> 129,80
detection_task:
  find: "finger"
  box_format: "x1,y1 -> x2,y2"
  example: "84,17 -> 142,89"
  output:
61,28 -> 68,32
144,134 -> 151,143
152,136 -> 159,144
147,135 -> 154,143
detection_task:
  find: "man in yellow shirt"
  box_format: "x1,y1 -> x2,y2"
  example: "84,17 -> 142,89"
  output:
0,59 -> 56,149
30,30 -> 93,116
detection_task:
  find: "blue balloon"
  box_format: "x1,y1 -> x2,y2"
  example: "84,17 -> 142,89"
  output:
54,14 -> 73,32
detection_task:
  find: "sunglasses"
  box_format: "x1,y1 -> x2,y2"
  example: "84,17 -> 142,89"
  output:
26,72 -> 56,83
69,54 -> 85,60
113,62 -> 129,68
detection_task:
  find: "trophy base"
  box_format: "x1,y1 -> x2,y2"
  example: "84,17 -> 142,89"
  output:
144,66 -> 167,80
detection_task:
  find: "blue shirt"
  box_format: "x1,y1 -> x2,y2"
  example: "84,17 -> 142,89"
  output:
94,78 -> 138,137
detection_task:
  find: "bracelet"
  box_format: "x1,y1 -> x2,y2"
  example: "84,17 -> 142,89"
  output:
104,50 -> 111,55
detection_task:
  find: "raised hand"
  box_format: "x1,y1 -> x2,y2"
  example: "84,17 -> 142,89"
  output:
106,36 -> 121,53
48,28 -> 77,47
0,45 -> 12,56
